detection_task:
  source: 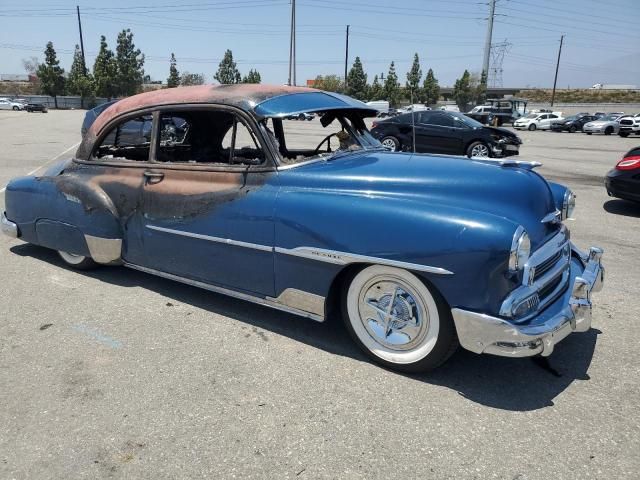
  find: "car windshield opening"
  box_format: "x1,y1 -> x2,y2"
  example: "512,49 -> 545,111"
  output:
261,112 -> 381,165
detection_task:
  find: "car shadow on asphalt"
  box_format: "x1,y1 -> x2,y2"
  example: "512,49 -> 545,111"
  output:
603,199 -> 640,218
11,243 -> 600,412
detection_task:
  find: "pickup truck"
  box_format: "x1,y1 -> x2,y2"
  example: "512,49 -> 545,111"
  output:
465,98 -> 528,126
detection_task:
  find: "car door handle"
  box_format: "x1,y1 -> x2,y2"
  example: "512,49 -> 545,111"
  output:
144,171 -> 164,184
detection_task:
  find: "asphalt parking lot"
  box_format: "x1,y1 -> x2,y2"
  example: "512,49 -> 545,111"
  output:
1,109 -> 639,479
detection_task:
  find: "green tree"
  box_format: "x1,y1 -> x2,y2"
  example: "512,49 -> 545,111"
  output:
346,56 -> 368,100
180,72 -> 205,86
422,68 -> 440,106
453,69 -> 473,111
242,68 -> 261,83
384,61 -> 401,107
215,49 -> 241,84
475,70 -> 488,105
36,42 -> 65,108
67,44 -> 95,108
314,74 -> 343,93
406,53 -> 422,100
115,29 -> 145,96
93,36 -> 118,99
167,53 -> 180,88
368,75 -> 383,101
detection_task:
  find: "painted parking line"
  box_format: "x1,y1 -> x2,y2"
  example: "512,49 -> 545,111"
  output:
0,141 -> 80,193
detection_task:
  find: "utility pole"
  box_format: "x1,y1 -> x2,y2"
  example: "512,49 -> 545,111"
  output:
482,0 -> 496,82
344,25 -> 350,87
288,0 -> 296,86
76,5 -> 87,75
550,34 -> 564,107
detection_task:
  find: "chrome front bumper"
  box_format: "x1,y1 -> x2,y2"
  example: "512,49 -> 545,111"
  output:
452,245 -> 604,358
1,212 -> 18,238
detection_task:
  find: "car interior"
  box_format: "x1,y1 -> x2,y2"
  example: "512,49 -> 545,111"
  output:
94,110 -> 266,165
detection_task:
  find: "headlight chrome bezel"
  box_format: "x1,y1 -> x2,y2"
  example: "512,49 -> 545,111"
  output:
562,189 -> 576,220
509,226 -> 531,272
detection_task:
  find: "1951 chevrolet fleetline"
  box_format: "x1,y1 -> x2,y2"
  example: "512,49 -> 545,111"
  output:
1,85 -> 605,372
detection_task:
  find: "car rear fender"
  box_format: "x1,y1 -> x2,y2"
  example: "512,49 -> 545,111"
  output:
5,174 -> 123,263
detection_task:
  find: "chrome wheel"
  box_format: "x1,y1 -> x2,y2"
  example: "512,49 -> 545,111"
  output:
358,277 -> 428,351
344,265 -> 448,367
470,143 -> 489,157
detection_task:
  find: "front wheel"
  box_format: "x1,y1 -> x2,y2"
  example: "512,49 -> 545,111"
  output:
58,250 -> 98,270
528,123 -> 537,131
586,132 -> 592,135
604,126 -> 613,135
381,136 -> 400,151
619,132 -> 629,138
12,106 -> 19,111
342,265 -> 457,372
467,141 -> 490,158
569,125 -> 577,133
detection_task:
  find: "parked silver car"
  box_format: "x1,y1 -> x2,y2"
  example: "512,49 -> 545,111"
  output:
582,113 -> 624,135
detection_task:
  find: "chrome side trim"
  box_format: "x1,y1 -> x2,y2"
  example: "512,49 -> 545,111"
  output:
267,288 -> 325,317
124,262 -> 325,322
146,225 -> 273,252
1,212 -> 18,238
471,158 -> 542,170
146,225 -> 453,274
274,246 -> 454,275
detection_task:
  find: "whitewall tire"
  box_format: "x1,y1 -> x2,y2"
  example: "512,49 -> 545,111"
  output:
58,250 -> 98,270
342,265 -> 457,372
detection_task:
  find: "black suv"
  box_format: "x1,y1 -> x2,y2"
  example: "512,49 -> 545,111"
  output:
370,110 -> 522,158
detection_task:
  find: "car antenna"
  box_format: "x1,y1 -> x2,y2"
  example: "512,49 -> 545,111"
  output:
411,88 -> 416,153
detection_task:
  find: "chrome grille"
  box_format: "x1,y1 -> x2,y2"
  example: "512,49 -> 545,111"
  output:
502,227 -> 572,321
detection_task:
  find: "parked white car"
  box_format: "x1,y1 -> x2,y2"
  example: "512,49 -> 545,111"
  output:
0,99 -> 24,111
397,104 -> 431,114
366,100 -> 390,117
513,112 -> 563,131
618,113 -> 640,137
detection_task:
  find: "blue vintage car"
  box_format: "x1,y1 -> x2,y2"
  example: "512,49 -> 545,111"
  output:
1,85 -> 605,372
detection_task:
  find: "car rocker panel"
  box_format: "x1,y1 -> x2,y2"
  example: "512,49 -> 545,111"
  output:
1,84 -> 605,371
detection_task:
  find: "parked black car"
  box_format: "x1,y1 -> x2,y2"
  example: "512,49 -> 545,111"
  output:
24,103 -> 48,113
605,147 -> 640,203
81,100 -> 118,136
370,110 -> 522,157
551,114 -> 598,133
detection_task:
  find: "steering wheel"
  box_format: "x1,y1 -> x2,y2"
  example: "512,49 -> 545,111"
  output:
313,132 -> 339,155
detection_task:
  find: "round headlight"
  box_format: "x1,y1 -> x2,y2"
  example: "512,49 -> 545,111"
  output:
562,189 -> 576,220
509,227 -> 531,272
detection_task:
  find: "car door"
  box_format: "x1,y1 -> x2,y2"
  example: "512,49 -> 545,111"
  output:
414,112 -> 460,154
0,100 -> 10,110
544,114 -> 559,128
136,107 -> 277,297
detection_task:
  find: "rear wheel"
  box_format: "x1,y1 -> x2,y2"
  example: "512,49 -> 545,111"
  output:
381,136 -> 400,151
528,123 -> 536,131
467,141 -> 490,158
12,106 -> 19,111
586,132 -> 592,135
341,265 -> 457,372
58,251 -> 98,270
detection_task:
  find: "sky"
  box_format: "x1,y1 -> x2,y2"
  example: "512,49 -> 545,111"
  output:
1,0 -> 639,88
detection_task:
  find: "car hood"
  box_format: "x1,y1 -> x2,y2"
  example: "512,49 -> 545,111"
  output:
482,126 -> 521,141
587,121 -> 612,126
279,151 -> 558,247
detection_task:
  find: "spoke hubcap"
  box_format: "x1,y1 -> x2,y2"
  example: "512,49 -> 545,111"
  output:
358,277 -> 428,351
382,139 -> 396,149
471,144 -> 489,157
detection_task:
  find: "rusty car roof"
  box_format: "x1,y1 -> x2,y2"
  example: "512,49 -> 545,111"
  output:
89,84 -> 376,135
77,84 -> 377,160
